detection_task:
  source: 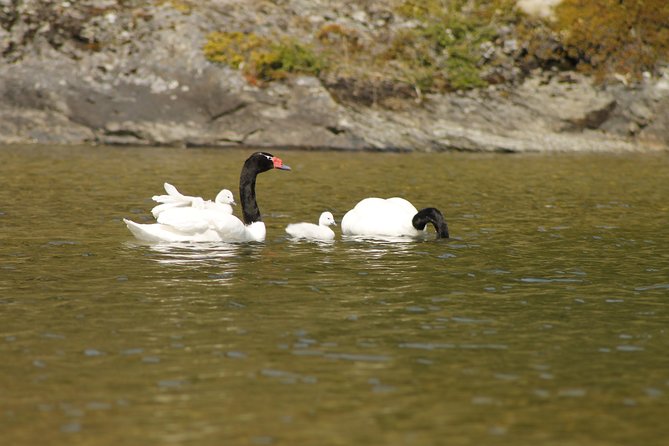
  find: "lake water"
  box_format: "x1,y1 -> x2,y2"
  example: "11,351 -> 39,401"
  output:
1,145 -> 668,445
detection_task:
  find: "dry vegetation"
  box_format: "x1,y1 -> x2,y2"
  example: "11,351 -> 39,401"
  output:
554,0 -> 669,81
202,0 -> 668,102
10,0 -> 662,105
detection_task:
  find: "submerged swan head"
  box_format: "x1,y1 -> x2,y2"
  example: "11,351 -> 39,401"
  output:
319,211 -> 337,227
341,197 -> 449,240
412,207 -> 449,239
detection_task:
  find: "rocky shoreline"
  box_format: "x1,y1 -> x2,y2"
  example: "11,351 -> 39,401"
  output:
1,1 -> 667,153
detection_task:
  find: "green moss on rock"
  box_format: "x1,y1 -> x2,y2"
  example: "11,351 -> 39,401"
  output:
204,31 -> 324,83
388,0 -> 517,91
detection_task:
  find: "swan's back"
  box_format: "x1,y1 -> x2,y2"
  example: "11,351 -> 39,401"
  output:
201,201 -> 234,214
341,197 -> 421,237
151,185 -> 234,217
157,207 -> 247,238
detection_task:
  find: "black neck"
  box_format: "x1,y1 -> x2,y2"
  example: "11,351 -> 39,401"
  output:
412,207 -> 449,239
239,160 -> 262,224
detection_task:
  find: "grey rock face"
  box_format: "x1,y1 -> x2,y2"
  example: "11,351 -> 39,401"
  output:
0,1 -> 667,152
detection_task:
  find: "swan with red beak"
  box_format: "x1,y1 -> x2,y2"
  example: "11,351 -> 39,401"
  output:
124,152 -> 290,242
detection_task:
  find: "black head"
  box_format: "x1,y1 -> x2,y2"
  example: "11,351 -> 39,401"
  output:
239,152 -> 290,225
245,152 -> 291,173
412,207 -> 450,239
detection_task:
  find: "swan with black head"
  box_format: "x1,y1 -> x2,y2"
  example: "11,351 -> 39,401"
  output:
123,152 -> 290,242
341,197 -> 449,239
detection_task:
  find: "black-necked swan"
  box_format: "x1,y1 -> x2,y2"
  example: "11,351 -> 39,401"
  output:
341,197 -> 449,239
285,212 -> 336,240
123,152 -> 290,242
150,183 -> 236,218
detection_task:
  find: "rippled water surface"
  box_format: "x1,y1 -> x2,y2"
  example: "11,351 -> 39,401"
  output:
1,145 -> 668,445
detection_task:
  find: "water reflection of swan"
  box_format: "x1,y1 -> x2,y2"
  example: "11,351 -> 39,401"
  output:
124,152 -> 291,243
342,234 -> 428,244
342,197 -> 449,239
145,242 -> 253,286
341,237 -> 418,272
148,242 -> 242,266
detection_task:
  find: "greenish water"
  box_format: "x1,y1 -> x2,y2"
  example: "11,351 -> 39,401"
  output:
1,145 -> 668,445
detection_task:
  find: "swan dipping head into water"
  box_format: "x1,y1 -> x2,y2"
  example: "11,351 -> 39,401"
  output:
341,197 -> 449,239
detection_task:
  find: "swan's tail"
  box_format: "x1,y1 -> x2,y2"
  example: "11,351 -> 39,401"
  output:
412,208 -> 449,239
124,218 -> 187,243
124,218 -> 156,242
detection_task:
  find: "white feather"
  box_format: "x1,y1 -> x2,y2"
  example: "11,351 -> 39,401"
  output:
151,183 -> 235,218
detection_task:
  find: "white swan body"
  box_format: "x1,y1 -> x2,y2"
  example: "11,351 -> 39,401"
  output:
341,197 -> 449,239
286,211 -> 336,240
124,152 -> 290,243
123,217 -> 264,243
150,183 -> 235,218
341,198 -> 420,237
